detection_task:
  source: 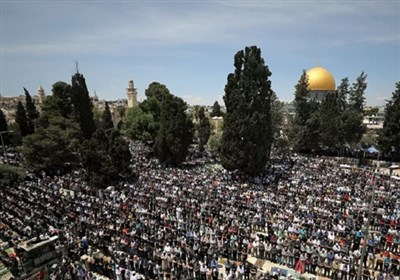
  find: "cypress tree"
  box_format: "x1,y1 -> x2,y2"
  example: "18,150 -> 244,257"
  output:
349,71 -> 367,113
336,78 -> 350,113
155,94 -> 193,165
342,72 -> 367,145
24,87 -> 39,135
198,106 -> 211,152
210,101 -> 223,117
319,92 -> 342,148
71,71 -> 96,139
220,46 -> 273,175
15,101 -> 29,137
102,102 -> 114,130
290,71 -> 319,152
379,81 -> 400,160
0,109 -> 8,145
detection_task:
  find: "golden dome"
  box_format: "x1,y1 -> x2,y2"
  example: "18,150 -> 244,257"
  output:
306,66 -> 336,91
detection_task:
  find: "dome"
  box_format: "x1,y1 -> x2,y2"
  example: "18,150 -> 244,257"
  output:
306,66 -> 336,91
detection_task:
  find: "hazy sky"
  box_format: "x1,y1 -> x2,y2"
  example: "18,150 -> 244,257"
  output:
1,0 -> 399,106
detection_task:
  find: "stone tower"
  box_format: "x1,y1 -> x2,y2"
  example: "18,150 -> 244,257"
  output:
126,80 -> 137,108
37,85 -> 46,104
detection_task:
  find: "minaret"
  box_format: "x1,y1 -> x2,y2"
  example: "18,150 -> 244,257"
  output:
126,80 -> 137,108
37,85 -> 46,104
93,90 -> 99,102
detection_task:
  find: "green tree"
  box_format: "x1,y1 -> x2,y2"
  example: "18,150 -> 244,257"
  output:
124,106 -> 155,142
198,106 -> 211,152
15,101 -> 29,137
80,128 -> 132,188
210,101 -> 223,117
319,91 -> 342,148
379,82 -> 400,160
336,77 -> 350,113
80,136 -> 115,189
155,94 -> 193,165
92,107 -> 103,129
342,72 -> 367,146
22,117 -> 80,174
290,71 -> 319,152
0,164 -> 25,186
270,92 -> 284,142
71,72 -> 96,139
208,131 -> 222,152
7,123 -> 22,146
102,102 -> 114,130
42,82 -> 73,118
302,101 -> 321,151
293,71 -> 310,126
139,82 -> 172,141
24,87 -> 39,135
349,71 -> 367,112
342,108 -> 365,146
108,129 -> 131,178
0,109 -> 8,145
21,82 -> 80,174
220,46 -> 273,175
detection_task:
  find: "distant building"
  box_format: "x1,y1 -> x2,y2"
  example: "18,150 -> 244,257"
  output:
364,106 -> 385,130
0,80 -> 138,126
126,80 -> 138,108
0,86 -> 45,123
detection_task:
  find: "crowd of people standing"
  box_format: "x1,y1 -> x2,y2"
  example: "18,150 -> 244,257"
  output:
1,141 -> 400,280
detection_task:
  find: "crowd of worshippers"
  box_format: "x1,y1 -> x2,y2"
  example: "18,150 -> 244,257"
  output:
0,145 -> 24,166
1,141 -> 400,280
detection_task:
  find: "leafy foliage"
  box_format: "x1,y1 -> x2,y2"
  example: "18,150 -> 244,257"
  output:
15,101 -> 29,137
71,72 -> 96,139
155,94 -> 193,165
290,71 -> 320,152
379,81 -> 400,160
80,128 -> 132,188
197,106 -> 211,152
220,46 -> 273,175
319,92 -> 342,148
24,87 -> 39,135
210,101 -> 223,117
270,92 -> 284,142
21,82 -> 80,174
342,72 -> 367,146
139,82 -> 172,142
43,82 -> 73,118
102,102 -> 114,130
22,118 -> 79,174
0,164 -> 25,186
0,109 -> 9,145
124,106 -> 155,142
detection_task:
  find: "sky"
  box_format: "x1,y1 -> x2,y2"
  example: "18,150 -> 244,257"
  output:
1,0 -> 399,106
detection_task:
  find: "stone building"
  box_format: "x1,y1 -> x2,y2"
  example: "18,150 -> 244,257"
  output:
0,86 -> 45,123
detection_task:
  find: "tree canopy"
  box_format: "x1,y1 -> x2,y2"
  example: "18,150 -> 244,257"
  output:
15,101 -> 29,137
24,87 -> 39,135
220,46 -> 273,175
379,81 -> 400,160
155,94 -> 193,165
102,102 -> 114,130
210,101 -> 223,117
71,72 -> 96,139
197,106 -> 211,152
